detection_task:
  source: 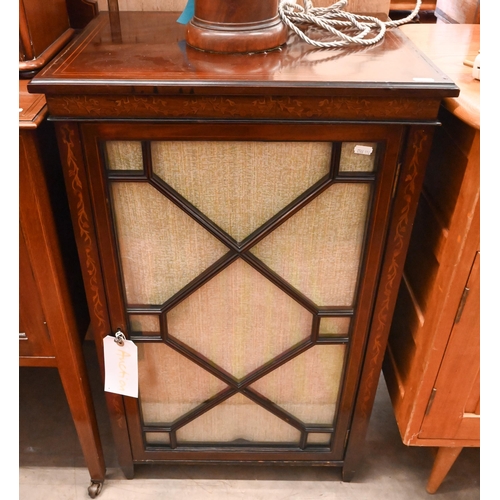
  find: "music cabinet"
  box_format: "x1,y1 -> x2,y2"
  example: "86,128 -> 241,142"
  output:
28,11 -> 458,481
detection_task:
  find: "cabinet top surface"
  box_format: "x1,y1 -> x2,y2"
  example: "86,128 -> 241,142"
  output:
28,12 -> 458,98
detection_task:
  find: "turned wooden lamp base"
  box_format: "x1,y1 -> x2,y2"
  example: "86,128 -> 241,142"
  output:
185,0 -> 289,53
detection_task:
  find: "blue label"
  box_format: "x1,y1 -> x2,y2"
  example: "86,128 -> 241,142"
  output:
177,0 -> 195,25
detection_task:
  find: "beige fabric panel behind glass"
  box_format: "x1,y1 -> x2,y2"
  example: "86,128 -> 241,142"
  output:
105,141 -> 143,170
167,258 -> 312,380
129,314 -> 160,335
110,182 -> 228,305
145,432 -> 170,446
307,433 -> 332,445
176,393 -> 302,444
151,141 -> 332,242
250,345 -> 346,424
138,343 -> 229,424
339,142 -> 378,172
251,183 -> 371,306
319,317 -> 351,337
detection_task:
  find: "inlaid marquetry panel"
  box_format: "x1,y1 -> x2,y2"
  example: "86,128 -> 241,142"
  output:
109,182 -> 228,305
138,343 -> 229,425
250,345 -> 346,424
176,392 -> 302,444
151,141 -> 331,241
251,183 -> 371,306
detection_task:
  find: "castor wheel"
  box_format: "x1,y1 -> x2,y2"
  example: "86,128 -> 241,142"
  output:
88,481 -> 103,498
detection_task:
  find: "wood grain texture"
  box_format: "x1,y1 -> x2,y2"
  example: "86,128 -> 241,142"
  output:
19,84 -> 105,483
31,11 -> 456,480
382,23 -> 479,495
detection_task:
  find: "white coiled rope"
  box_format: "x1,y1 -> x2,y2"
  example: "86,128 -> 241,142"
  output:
278,0 -> 422,48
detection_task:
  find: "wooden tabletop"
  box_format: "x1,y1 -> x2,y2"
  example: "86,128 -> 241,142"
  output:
28,11 -> 458,100
400,23 -> 480,129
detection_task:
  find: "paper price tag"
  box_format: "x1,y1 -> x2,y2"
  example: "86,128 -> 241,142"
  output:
353,145 -> 373,156
103,335 -> 138,398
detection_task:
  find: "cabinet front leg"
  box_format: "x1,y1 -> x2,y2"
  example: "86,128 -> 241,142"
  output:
426,446 -> 463,494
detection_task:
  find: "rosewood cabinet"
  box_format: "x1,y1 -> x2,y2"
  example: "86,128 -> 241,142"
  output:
19,79 -> 106,498
383,24 -> 480,494
28,11 -> 458,481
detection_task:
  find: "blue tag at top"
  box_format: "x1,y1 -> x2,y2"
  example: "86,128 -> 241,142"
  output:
177,0 -> 195,25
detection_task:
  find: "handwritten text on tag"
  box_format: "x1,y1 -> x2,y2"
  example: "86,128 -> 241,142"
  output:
103,335 -> 138,398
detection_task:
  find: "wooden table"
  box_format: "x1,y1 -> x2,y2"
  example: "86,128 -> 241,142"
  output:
383,23 -> 480,494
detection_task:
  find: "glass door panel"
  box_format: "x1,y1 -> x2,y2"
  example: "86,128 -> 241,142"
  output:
176,393 -> 302,445
139,343 -> 229,425
249,345 -> 346,425
250,183 -> 371,306
95,128 -> 390,457
167,258 -> 312,380
110,181 -> 228,305
151,141 -> 332,242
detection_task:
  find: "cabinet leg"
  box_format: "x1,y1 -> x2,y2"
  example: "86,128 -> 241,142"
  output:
426,446 -> 463,494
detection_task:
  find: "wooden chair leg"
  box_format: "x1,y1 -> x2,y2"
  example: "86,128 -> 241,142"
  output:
426,446 -> 463,494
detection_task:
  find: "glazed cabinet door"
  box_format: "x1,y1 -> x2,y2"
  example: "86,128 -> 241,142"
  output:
77,121 -> 404,464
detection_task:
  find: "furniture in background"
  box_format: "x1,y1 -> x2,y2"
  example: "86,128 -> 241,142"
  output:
383,23 -> 479,494
389,1 -> 437,22
390,0 -> 436,7
98,0 -> 391,15
19,80 -> 106,498
19,0 -> 98,78
19,2 -> 106,497
28,10 -> 457,483
435,0 -> 480,24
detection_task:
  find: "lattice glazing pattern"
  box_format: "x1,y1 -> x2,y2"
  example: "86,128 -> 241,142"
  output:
104,138 -> 377,447
151,141 -> 332,241
167,258 -> 313,380
176,393 -> 302,444
139,343 -> 229,425
249,345 -> 346,424
251,183 -> 371,306
110,182 -> 228,305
